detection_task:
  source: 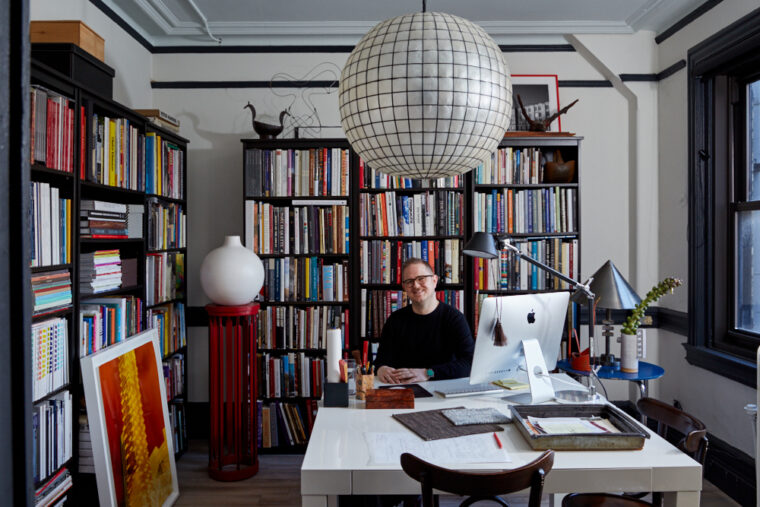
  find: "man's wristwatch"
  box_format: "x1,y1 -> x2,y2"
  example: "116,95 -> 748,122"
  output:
426,368 -> 435,379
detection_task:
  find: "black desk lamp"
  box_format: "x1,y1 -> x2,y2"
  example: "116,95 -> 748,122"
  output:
463,232 -> 597,367
572,260 -> 640,366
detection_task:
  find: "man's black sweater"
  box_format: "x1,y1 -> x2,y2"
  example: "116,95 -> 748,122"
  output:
373,302 -> 474,380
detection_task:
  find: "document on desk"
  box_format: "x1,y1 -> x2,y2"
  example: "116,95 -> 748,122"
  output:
364,432 -> 511,465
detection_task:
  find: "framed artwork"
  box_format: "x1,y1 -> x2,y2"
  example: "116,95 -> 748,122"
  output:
81,328 -> 179,507
509,75 -> 562,132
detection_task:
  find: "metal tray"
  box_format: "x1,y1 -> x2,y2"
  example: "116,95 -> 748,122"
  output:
509,404 -> 649,451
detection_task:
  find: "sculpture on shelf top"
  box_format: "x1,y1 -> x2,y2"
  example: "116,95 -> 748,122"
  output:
244,102 -> 290,139
517,95 -> 579,132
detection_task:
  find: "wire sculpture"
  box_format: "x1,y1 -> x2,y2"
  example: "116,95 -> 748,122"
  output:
267,62 -> 341,138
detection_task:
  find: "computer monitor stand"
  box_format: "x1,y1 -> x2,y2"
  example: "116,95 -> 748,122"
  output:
503,339 -> 555,404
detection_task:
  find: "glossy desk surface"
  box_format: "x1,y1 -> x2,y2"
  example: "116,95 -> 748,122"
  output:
301,376 -> 701,507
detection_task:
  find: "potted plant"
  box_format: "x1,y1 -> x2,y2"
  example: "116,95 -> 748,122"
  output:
620,277 -> 682,372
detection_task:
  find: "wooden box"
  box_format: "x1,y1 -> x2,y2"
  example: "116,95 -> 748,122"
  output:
31,21 -> 105,62
365,388 -> 414,409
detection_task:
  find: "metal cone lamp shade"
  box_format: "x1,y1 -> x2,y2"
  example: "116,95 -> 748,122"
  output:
463,232 -> 499,259
338,12 -> 512,178
574,260 -> 640,309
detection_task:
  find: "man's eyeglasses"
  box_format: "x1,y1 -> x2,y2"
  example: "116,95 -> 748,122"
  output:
401,274 -> 435,287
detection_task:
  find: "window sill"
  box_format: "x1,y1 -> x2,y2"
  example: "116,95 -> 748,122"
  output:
682,343 -> 756,388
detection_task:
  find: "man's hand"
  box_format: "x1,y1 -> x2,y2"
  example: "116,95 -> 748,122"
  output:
391,368 -> 428,384
376,365 -> 399,384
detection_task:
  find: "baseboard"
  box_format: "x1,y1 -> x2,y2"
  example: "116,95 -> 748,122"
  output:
703,432 -> 756,506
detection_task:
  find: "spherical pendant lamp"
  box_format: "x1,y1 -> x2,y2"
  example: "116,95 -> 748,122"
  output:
339,11 -> 512,179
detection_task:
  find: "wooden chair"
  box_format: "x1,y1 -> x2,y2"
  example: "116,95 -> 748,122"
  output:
563,398 -> 708,507
400,449 -> 554,507
562,493 -> 652,506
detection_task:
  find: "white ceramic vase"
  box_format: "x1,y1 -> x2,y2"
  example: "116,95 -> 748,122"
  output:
620,331 -> 639,373
200,235 -> 264,306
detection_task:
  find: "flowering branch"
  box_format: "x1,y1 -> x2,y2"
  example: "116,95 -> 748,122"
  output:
621,277 -> 683,335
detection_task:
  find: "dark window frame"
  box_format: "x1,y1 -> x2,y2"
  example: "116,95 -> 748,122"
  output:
686,6 -> 760,387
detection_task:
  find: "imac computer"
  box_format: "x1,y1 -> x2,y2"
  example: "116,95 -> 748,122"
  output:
470,292 -> 576,403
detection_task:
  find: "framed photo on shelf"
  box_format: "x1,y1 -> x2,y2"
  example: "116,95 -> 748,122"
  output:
510,75 -> 562,132
81,328 -> 179,507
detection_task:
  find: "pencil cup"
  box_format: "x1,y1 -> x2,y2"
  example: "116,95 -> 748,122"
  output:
355,369 -> 374,401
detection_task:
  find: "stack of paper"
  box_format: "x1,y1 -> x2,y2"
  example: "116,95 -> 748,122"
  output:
31,269 -> 72,314
80,249 -> 121,294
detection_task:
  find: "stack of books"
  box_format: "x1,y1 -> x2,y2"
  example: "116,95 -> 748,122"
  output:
34,467 -> 72,507
77,413 -> 94,474
31,317 -> 69,400
80,199 -> 127,239
80,249 -> 121,295
31,269 -> 72,314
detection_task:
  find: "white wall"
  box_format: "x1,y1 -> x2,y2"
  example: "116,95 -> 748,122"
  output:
657,0 -> 760,455
31,0 -> 152,107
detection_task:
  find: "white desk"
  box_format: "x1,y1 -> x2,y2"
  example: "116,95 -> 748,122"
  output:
301,378 -> 702,507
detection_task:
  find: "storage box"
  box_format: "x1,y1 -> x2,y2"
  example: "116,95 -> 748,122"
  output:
510,404 -> 649,451
31,21 -> 105,62
31,43 -> 115,99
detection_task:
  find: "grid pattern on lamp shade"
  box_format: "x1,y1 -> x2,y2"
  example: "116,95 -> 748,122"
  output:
339,12 -> 512,179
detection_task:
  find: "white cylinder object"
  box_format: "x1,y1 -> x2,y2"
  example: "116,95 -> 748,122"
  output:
620,332 -> 639,373
326,328 -> 342,383
200,235 -> 264,306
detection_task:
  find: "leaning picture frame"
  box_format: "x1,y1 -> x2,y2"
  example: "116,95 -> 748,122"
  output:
81,328 -> 179,507
509,75 -> 562,132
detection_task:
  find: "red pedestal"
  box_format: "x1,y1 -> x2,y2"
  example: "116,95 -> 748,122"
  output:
206,303 -> 260,481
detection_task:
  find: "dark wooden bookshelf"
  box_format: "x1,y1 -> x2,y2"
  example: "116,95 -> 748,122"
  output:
33,384 -> 74,405
258,252 -> 349,259
246,195 -> 350,202
30,164 -> 75,178
474,182 -> 579,189
259,348 -> 327,353
32,306 -> 74,320
31,263 -> 73,273
260,300 -> 350,307
360,186 -> 465,193
359,235 -> 463,240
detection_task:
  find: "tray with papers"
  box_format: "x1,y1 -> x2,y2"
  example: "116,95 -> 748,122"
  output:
510,404 -> 649,450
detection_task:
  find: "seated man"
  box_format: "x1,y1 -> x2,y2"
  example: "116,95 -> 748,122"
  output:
375,257 -> 474,384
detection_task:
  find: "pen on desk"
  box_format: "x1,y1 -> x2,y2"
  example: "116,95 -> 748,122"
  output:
493,432 -> 502,449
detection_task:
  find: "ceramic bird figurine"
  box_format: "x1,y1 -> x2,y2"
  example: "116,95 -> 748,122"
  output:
244,102 -> 290,139
516,95 -> 579,132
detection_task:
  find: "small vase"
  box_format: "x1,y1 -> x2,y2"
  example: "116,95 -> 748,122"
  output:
620,332 -> 639,373
200,235 -> 264,306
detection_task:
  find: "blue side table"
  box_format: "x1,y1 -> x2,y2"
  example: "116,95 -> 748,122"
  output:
556,359 -> 665,398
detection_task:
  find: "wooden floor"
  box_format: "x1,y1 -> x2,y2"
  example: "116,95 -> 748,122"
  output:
176,440 -> 739,506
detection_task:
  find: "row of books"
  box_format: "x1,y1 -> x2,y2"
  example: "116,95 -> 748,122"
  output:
258,352 -> 326,400
473,187 -> 577,235
80,200 -> 143,239
79,249 -> 122,295
169,403 -> 187,454
79,296 -> 143,357
359,159 -> 463,189
258,400 -> 318,449
32,317 -> 69,401
88,115 -> 184,198
262,258 -> 349,302
145,252 -> 185,307
244,148 -> 350,197
359,239 -> 463,284
358,190 -> 464,237
472,239 -> 579,291
30,85 -> 76,173
89,113 -> 144,190
257,305 -> 348,350
246,201 -> 349,255
30,182 -> 72,267
32,391 -> 72,484
147,198 -> 186,251
148,302 -> 186,358
474,146 -> 548,185
34,467 -> 72,507
31,270 -> 72,315
163,354 -> 184,401
359,289 -> 465,340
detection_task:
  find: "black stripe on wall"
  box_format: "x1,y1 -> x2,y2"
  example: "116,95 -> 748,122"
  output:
499,44 -> 575,52
151,80 -> 338,89
655,0 -> 724,44
657,59 -> 687,80
89,0 -> 153,51
153,45 -> 355,54
558,80 -> 613,87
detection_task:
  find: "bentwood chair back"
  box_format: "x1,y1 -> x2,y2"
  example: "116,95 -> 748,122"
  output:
400,449 -> 554,507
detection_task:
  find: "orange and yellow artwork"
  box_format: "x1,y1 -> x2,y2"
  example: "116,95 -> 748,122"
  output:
99,342 -> 173,507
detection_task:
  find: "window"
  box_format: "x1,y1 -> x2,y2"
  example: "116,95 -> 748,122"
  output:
687,7 -> 760,387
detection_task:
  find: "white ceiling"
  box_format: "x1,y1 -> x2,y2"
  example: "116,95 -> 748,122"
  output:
108,0 -> 703,46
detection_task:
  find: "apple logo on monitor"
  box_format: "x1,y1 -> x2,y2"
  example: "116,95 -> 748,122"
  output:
527,309 -> 536,324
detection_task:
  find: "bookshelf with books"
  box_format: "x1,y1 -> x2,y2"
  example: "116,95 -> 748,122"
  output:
27,57 -> 190,502
243,138 -> 351,453
356,162 -> 467,347
468,135 -> 582,342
